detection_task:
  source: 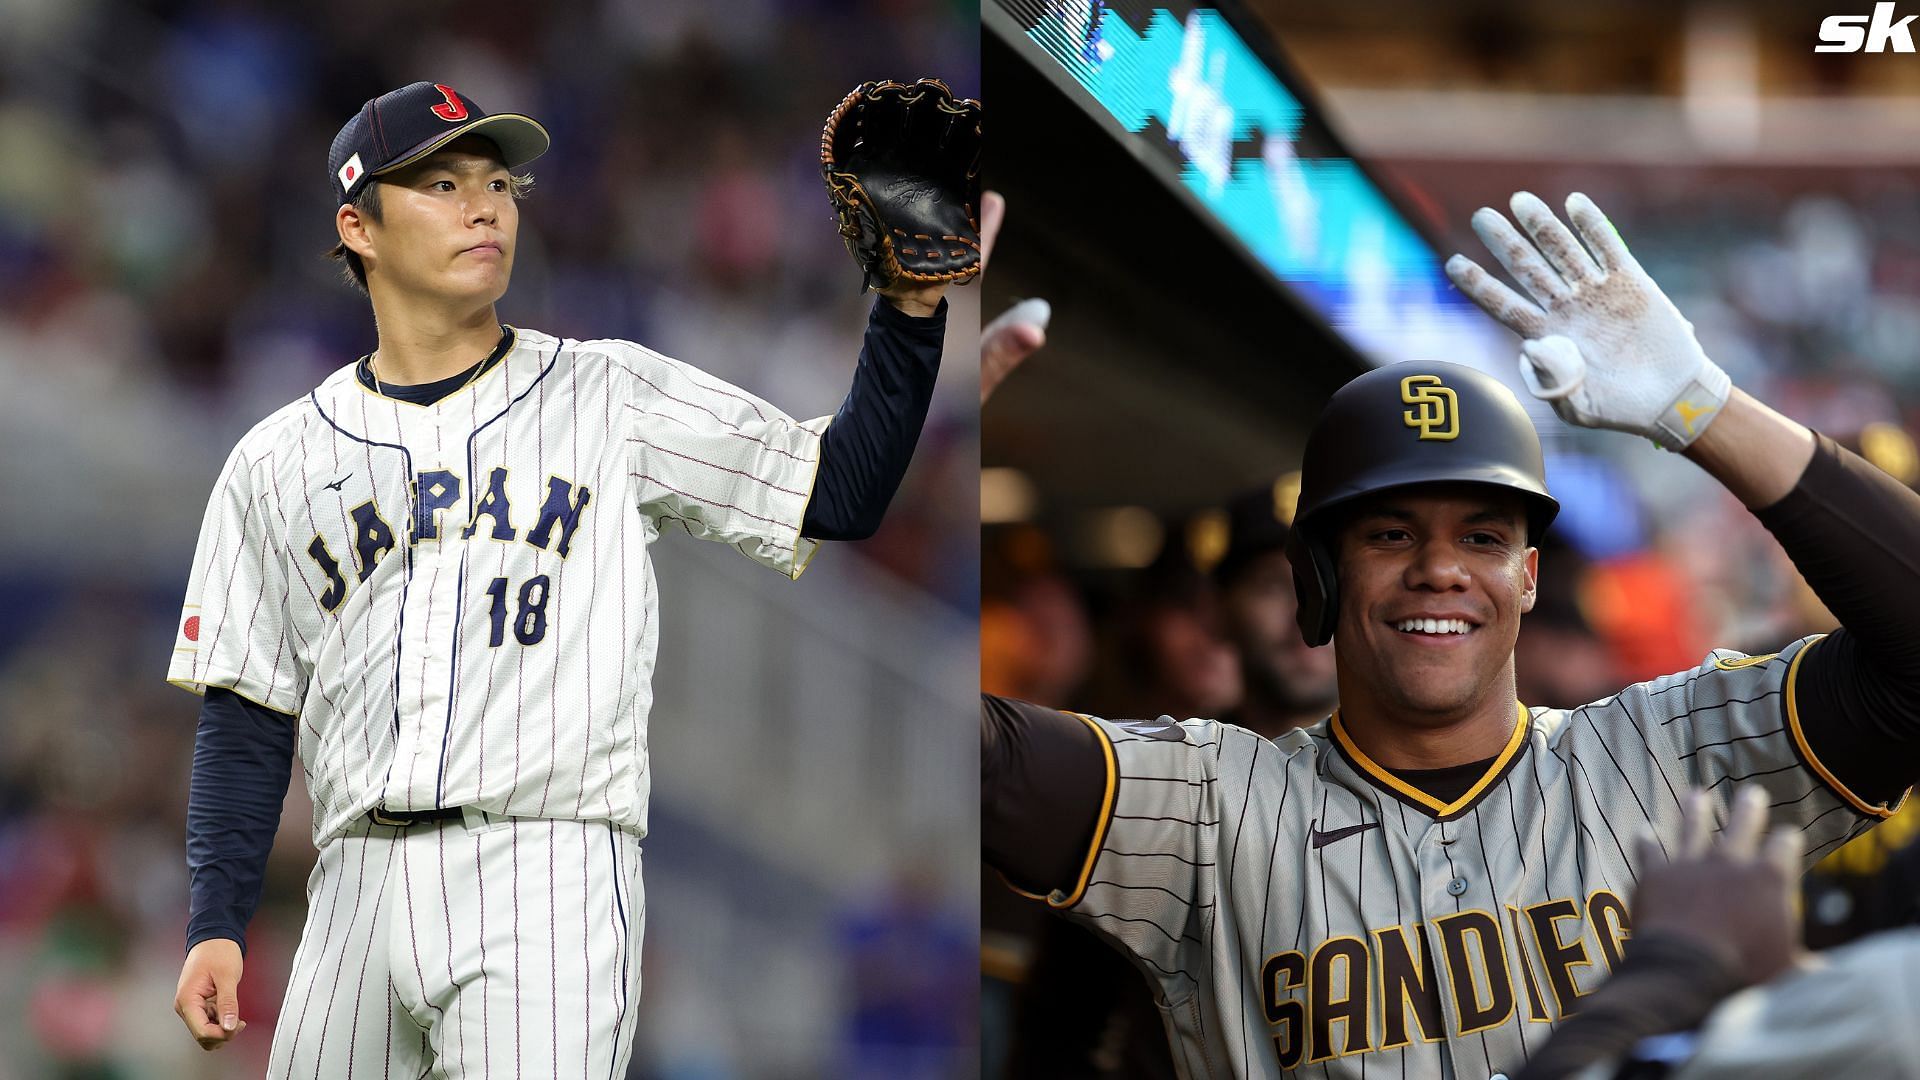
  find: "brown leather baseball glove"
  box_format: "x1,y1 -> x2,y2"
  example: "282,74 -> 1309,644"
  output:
821,78 -> 983,293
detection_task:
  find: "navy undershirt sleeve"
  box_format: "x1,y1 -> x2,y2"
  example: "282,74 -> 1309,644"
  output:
801,296 -> 947,541
186,686 -> 296,955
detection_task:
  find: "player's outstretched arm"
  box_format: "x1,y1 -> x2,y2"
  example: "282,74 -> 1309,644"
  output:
792,86 -> 987,543
1451,192 -> 1920,814
982,694 -> 1108,895
797,288 -> 947,543
1679,387 -> 1813,510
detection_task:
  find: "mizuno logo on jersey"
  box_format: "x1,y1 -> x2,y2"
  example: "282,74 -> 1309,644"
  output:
1259,890 -> 1630,1068
303,467 -> 591,613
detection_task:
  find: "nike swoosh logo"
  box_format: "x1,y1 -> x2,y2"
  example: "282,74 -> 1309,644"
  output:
1309,819 -> 1380,850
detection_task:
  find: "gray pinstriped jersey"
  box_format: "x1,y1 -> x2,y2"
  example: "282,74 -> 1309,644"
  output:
1047,634 -> 1897,1080
168,328 -> 824,847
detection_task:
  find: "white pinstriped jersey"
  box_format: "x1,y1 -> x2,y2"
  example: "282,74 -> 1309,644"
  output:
168,327 -> 824,846
1044,635 -> 1900,1080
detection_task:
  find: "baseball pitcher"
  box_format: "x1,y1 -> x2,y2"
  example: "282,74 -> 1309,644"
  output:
168,79 -> 977,1076
982,192 -> 1920,1079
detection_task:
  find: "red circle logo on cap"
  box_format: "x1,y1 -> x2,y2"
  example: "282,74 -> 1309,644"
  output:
430,84 -> 468,122
183,616 -> 200,642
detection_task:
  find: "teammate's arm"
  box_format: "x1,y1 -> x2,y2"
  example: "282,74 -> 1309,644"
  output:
799,296 -> 947,541
1517,788 -> 1803,1080
978,191 -> 1050,406
982,694 -> 1108,894
174,687 -> 295,1049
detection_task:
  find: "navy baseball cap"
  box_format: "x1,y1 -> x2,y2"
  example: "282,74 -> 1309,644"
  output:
328,81 -> 549,205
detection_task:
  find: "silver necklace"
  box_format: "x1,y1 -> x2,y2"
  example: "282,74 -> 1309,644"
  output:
370,349 -> 489,397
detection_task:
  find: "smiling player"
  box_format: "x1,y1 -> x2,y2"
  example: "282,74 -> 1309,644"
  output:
983,192 -> 1920,1078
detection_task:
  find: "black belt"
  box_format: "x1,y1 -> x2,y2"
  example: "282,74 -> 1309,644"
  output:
368,805 -> 464,827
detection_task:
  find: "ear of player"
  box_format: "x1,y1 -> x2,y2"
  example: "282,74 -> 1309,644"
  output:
1445,191 -> 1732,450
820,77 -> 982,293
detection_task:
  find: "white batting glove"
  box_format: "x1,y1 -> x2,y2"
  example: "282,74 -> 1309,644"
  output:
1444,192 -> 1731,450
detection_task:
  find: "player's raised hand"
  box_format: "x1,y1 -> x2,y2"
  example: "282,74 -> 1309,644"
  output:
874,276 -> 950,317
979,191 -> 1050,405
174,938 -> 248,1050
1444,192 -> 1731,450
1631,787 -> 1803,988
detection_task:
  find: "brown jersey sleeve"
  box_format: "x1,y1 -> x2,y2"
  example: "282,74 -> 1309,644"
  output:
1755,433 -> 1920,811
982,694 -> 1110,896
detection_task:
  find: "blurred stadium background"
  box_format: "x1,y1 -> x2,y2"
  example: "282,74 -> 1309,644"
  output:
983,0 -> 1920,1073
0,1 -> 978,1077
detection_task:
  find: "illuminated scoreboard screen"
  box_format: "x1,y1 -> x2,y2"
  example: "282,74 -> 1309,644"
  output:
989,0 -> 1508,371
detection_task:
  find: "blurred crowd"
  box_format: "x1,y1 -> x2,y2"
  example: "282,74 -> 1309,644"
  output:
0,0 -> 978,1076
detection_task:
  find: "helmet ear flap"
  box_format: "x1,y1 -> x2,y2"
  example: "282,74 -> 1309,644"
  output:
1287,529 -> 1339,648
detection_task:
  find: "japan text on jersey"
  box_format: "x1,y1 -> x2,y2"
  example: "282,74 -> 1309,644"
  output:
169,329 -> 826,847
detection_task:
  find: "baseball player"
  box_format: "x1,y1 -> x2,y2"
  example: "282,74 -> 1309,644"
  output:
981,191 -> 1920,1078
168,81 -> 962,1075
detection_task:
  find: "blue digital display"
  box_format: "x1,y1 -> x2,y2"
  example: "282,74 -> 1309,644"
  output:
1016,1 -> 1509,371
